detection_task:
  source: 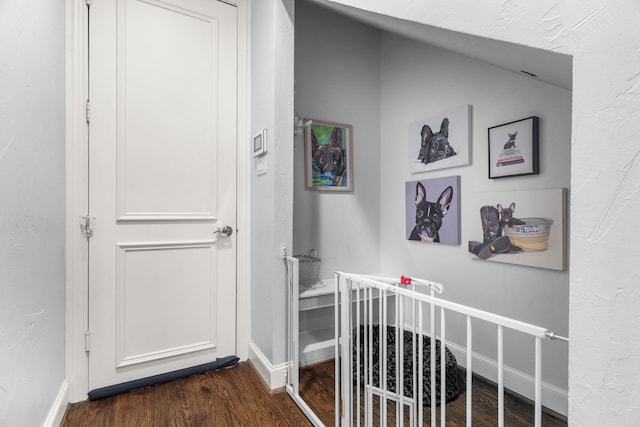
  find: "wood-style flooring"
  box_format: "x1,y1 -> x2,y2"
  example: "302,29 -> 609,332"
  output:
62,360 -> 567,426
61,362 -> 308,427
299,360 -> 567,427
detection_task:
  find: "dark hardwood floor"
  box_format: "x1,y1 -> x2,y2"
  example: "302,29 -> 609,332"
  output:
61,362 -> 310,427
299,360 -> 567,427
62,360 -> 567,426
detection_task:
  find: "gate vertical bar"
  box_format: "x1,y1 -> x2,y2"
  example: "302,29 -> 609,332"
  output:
381,288 -> 387,427
364,285 -> 370,427
335,273 -> 340,427
411,294 -> 417,426
418,303 -> 424,427
430,290 -> 436,427
367,286 -> 374,426
466,315 -> 473,426
355,282 -> 361,427
535,336 -> 542,427
288,257 -> 300,396
339,275 -> 354,426
440,308 -> 446,427
498,325 -> 504,427
397,291 -> 404,425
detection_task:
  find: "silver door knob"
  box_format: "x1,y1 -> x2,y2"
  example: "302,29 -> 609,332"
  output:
214,225 -> 233,237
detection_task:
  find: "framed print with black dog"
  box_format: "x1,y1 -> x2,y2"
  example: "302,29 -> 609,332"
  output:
304,119 -> 353,191
405,175 -> 461,245
488,116 -> 539,179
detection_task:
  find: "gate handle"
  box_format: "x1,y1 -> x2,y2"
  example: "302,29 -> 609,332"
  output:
214,225 -> 234,237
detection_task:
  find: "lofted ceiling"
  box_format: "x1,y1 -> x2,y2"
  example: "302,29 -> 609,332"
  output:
305,0 -> 573,91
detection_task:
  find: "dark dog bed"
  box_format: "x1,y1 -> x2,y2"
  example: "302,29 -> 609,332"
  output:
352,324 -> 461,406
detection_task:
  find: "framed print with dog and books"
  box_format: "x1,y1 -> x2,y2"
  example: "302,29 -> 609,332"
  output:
488,116 -> 539,179
304,119 -> 353,191
408,105 -> 471,174
405,175 -> 461,245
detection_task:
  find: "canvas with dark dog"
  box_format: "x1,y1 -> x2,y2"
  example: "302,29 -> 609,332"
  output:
468,202 -> 523,259
304,120 -> 354,191
408,181 -> 454,243
418,118 -> 457,166
311,127 -> 345,184
408,106 -> 471,174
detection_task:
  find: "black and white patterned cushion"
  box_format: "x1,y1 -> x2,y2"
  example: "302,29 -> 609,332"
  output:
352,324 -> 461,406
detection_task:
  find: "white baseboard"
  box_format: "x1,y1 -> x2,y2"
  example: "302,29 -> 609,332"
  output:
445,341 -> 568,417
43,380 -> 69,427
248,341 -> 288,390
248,334 -> 567,415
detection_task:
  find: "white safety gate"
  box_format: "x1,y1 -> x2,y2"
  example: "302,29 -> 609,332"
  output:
285,259 -> 568,427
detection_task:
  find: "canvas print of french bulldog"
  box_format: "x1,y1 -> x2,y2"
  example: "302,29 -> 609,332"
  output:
467,188 -> 567,271
417,118 -> 457,165
408,105 -> 471,174
405,176 -> 461,245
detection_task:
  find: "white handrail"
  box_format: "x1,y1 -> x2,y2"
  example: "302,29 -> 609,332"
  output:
360,274 -> 443,294
336,272 -> 549,338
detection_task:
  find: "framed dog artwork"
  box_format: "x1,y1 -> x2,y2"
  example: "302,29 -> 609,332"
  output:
488,116 -> 539,179
408,105 -> 471,174
304,119 -> 353,191
467,188 -> 566,270
405,175 -> 461,245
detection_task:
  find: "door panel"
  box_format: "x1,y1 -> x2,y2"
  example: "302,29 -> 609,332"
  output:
117,0 -> 219,220
88,0 -> 237,390
115,242 -> 217,368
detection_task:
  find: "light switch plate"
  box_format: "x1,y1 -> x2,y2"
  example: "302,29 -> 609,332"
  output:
256,157 -> 267,175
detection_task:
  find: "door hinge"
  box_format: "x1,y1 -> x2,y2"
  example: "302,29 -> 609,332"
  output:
85,99 -> 91,124
85,330 -> 91,352
81,215 -> 95,239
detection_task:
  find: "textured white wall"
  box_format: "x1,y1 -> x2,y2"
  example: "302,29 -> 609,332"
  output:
0,0 -> 66,425
293,1 -> 381,279
318,1 -> 640,424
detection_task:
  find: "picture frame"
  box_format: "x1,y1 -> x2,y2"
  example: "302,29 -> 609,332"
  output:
488,116 -> 539,179
304,119 -> 353,191
467,188 -> 566,271
408,105 -> 472,174
405,175 -> 461,245
252,129 -> 267,157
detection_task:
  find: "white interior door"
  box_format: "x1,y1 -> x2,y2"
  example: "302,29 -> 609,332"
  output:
88,0 -> 237,391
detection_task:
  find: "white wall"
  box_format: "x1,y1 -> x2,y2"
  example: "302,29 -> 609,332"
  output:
379,32 -> 571,399
294,1 -> 381,279
250,0 -> 295,368
304,1 -> 640,425
0,0 -> 66,425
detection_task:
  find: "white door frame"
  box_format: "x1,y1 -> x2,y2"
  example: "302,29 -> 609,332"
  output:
64,0 -> 251,403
